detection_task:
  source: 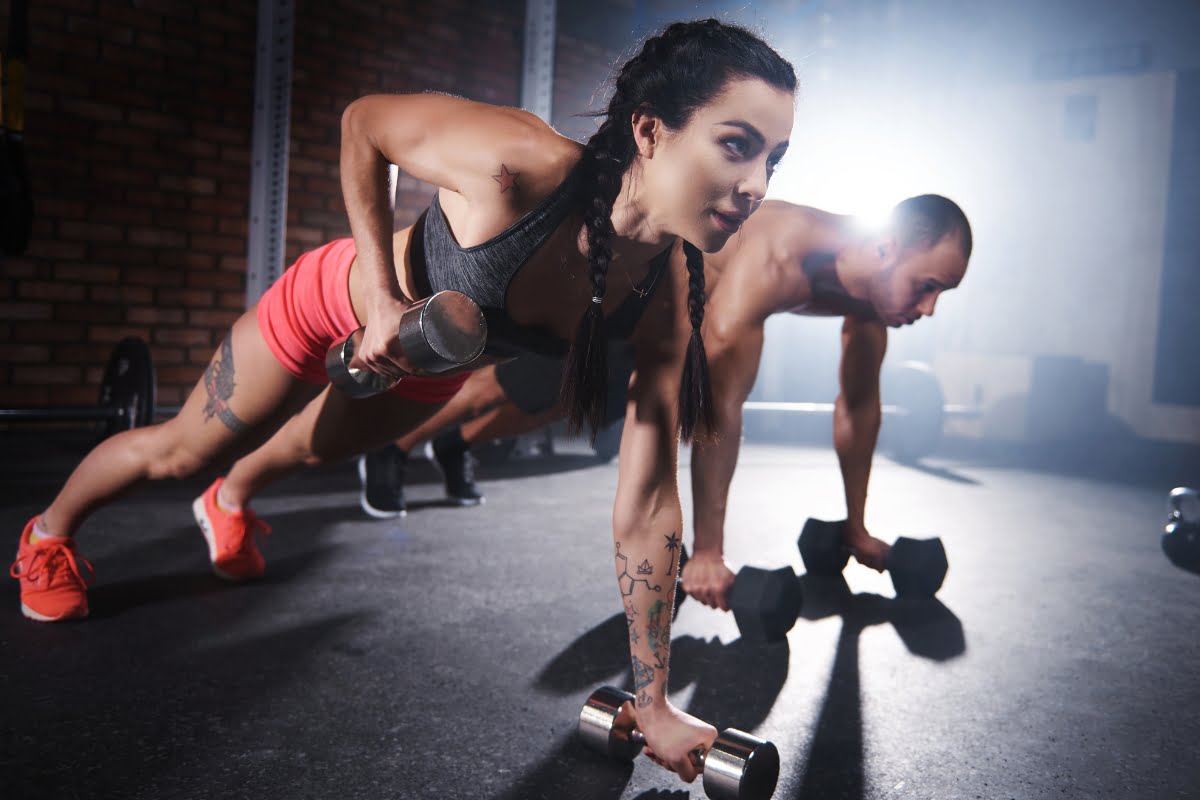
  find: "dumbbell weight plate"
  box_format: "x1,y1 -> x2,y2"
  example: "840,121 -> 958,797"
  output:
797,518 -> 851,576
729,565 -> 802,642
887,537 -> 948,597
578,686 -> 781,800
672,548 -> 800,641
326,291 -> 487,399
704,728 -> 780,800
579,685 -> 645,761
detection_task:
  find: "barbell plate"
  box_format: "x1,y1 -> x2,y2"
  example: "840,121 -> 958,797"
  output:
0,407 -> 126,421
99,337 -> 156,436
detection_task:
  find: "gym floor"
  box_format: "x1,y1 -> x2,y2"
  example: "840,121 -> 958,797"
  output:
1,431 -> 1197,800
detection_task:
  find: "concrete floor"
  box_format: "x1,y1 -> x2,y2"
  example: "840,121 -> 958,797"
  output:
1,432 -> 1197,799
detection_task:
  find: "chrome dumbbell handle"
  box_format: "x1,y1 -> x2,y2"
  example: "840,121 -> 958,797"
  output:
624,729 -> 775,799
325,291 -> 487,399
578,686 -> 780,800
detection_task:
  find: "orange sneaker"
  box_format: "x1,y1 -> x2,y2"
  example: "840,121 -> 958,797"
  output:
10,517 -> 94,622
192,478 -> 270,581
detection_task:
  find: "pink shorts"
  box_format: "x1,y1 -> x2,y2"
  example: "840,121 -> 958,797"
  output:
256,238 -> 470,404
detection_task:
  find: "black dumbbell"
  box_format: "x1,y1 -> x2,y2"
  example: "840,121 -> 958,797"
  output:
798,518 -> 948,597
675,546 -> 802,642
579,685 -> 780,800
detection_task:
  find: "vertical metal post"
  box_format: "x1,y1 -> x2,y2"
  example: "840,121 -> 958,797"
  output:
244,0 -> 295,307
521,0 -> 556,123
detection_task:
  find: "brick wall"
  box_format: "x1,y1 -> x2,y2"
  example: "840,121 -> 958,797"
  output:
0,0 -> 617,413
0,0 -> 258,407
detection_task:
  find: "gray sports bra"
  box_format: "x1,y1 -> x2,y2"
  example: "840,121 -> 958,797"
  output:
408,166 -> 671,358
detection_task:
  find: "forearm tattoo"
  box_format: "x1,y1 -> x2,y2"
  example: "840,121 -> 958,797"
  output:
647,598 -> 668,670
618,532 -> 683,709
202,335 -> 249,434
616,542 -> 662,596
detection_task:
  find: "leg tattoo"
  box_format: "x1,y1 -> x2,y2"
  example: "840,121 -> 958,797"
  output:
203,335 -> 249,434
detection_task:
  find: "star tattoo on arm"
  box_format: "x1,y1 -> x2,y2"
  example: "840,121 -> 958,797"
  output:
492,164 -> 520,193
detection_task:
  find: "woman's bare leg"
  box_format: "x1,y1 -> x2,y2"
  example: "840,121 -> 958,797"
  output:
220,384 -> 448,507
391,365 -> 508,453
459,401 -> 561,446
38,309 -> 316,538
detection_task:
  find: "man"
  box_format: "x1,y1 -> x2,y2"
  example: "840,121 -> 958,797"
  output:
357,194 -> 973,610
683,194 -> 971,606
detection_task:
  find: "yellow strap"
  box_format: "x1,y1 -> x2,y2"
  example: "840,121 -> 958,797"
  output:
6,59 -> 25,132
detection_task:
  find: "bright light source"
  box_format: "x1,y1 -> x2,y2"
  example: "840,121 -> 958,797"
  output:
767,99 -> 958,229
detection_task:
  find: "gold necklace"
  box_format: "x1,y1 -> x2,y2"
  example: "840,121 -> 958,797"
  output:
623,265 -> 657,299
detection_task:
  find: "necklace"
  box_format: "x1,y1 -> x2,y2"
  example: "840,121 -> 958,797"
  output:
623,263 -> 659,300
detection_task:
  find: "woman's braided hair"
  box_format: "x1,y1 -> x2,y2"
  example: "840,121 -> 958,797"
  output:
560,18 -> 796,441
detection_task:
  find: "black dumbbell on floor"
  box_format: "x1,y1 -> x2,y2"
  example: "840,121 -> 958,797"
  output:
579,685 -> 781,800
798,518 -> 948,597
675,547 -> 802,642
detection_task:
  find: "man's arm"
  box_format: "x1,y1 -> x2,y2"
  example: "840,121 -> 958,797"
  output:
685,319 -> 764,609
833,315 -> 889,570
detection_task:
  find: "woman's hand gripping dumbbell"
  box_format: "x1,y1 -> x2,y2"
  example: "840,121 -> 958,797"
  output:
675,547 -> 803,642
578,686 -> 781,800
325,290 -> 487,398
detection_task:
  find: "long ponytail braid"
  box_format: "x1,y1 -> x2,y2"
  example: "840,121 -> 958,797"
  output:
559,116 -> 632,437
679,241 -> 715,440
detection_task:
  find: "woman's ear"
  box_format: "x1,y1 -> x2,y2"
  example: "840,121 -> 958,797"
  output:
630,106 -> 662,158
875,236 -> 898,262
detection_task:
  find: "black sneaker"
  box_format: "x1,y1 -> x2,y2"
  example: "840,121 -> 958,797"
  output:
357,445 -> 408,518
431,428 -> 484,506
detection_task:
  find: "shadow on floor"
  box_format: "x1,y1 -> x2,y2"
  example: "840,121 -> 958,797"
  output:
518,577 -> 967,800
789,576 -> 965,800
1,608 -> 365,799
520,611 -> 792,798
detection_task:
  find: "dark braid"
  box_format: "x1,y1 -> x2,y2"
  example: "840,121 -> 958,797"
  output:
679,241 -> 715,440
559,117 -> 629,436
559,18 -> 796,439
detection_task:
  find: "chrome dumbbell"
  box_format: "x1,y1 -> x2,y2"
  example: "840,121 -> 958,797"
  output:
325,291 -> 487,399
578,686 -> 780,800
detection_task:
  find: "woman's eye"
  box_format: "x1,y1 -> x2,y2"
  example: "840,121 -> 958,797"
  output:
723,138 -> 749,156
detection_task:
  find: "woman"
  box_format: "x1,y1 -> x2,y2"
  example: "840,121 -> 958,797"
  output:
12,19 -> 795,780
